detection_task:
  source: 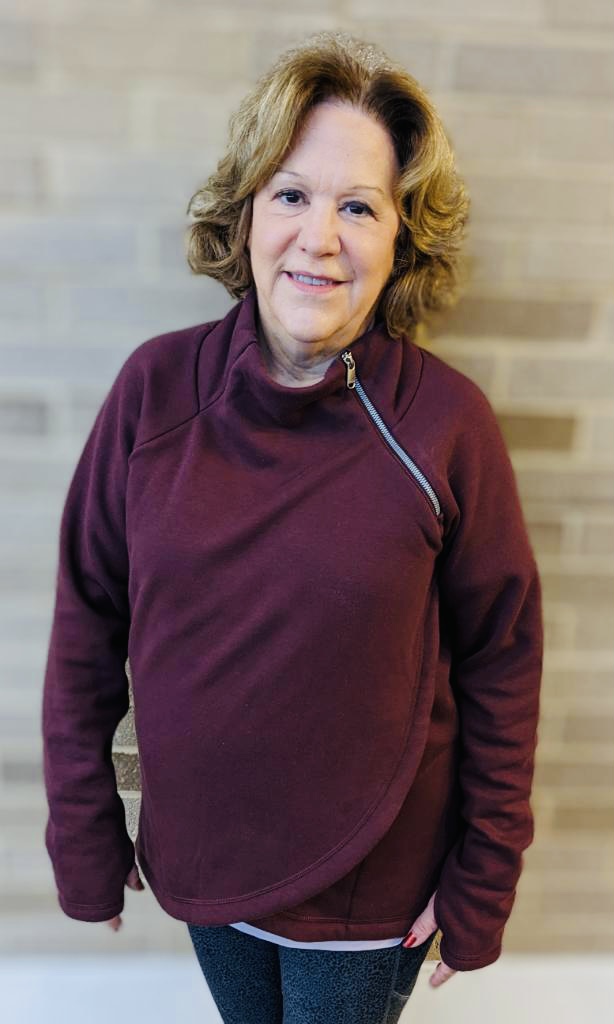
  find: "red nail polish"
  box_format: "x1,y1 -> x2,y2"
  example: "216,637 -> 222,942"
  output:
403,933 -> 416,947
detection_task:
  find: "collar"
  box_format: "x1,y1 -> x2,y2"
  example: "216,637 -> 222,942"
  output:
204,285 -> 411,429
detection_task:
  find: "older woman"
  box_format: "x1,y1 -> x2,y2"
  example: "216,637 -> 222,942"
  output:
41,30 -> 543,1024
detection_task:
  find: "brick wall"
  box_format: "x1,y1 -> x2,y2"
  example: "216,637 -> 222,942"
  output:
2,1 -> 612,955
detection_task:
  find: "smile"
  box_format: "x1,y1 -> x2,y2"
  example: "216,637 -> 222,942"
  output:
285,272 -> 345,293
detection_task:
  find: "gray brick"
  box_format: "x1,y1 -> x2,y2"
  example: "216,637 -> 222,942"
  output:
546,0 -> 614,29
45,20 -> 251,84
467,174 -> 613,226
0,395 -> 48,434
508,356 -> 614,400
0,217 -> 138,272
0,343 -> 132,382
430,296 -> 594,340
525,235 -> 614,285
0,19 -> 38,75
349,0 -> 540,22
68,281 -> 230,330
48,152 -> 212,209
516,465 -> 614,504
0,87 -> 131,142
152,87 -> 248,149
0,155 -> 42,199
0,283 -> 46,320
0,544 -> 57,595
530,108 -> 614,164
454,43 -> 614,100
434,100 -> 529,163
422,347 -> 495,394
2,756 -> 42,785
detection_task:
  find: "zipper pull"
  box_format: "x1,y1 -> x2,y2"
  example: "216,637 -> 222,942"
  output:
340,351 -> 356,389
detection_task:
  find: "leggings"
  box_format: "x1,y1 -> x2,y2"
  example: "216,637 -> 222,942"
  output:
187,923 -> 438,1023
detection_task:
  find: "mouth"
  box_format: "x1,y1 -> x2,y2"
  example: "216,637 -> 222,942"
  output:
284,271 -> 346,294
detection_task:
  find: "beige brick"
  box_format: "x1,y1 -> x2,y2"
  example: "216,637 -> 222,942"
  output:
507,357 -> 614,400
524,836 -> 613,872
429,295 -> 593,341
454,43 -> 614,100
528,521 -> 564,554
43,19 -> 251,85
485,175 -> 614,225
420,345 -> 495,393
434,101 -> 529,164
534,760 -> 614,789
552,802 -> 614,831
546,0 -> 614,30
0,87 -> 131,142
463,230 -> 523,285
525,235 -> 614,285
0,18 -> 37,74
497,412 -> 576,451
541,667 -> 614,701
534,711 -> 564,745
350,0 -> 541,22
515,465 -> 614,504
0,155 -> 42,200
505,919 -> 614,951
579,519 -> 614,556
467,174 -> 613,226
541,888 -> 614,914
48,152 -> 210,207
152,87 -> 248,148
586,415 -> 614,459
575,606 -> 614,647
540,569 -> 614,604
529,108 -> 614,164
543,604 -> 576,649
563,714 -> 614,744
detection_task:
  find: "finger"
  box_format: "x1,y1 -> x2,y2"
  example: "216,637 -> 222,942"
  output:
125,865 -> 145,890
429,962 -> 457,988
402,889 -> 438,946
106,915 -> 122,931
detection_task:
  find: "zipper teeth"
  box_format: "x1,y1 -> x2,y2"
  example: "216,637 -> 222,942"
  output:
342,353 -> 442,518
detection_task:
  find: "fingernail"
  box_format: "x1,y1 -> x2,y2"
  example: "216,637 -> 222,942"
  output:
403,933 -> 416,948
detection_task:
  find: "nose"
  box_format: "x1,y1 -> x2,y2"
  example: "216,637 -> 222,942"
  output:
297,199 -> 342,257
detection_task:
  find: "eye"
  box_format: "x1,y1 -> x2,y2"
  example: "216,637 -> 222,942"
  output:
344,201 -> 373,217
274,189 -> 304,206
273,189 -> 373,217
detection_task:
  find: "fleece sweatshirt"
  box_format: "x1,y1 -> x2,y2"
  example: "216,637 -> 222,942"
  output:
41,285 -> 543,971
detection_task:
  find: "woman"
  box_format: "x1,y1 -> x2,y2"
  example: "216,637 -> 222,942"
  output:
41,30 -> 543,1024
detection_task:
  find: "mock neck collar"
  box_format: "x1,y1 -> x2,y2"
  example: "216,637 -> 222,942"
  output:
216,285 -> 399,428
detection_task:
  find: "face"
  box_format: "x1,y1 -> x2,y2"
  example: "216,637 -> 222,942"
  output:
247,100 -> 401,371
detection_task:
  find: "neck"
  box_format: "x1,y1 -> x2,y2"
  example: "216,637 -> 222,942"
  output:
256,315 -> 378,388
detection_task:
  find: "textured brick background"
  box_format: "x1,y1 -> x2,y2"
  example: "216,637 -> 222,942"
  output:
1,0 -> 613,956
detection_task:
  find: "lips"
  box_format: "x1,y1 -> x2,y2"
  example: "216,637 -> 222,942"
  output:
286,271 -> 344,284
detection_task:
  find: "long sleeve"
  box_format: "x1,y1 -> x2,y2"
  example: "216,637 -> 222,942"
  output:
41,352 -> 143,922
433,388 -> 544,971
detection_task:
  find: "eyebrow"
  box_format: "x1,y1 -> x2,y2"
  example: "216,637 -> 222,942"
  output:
271,170 -> 386,199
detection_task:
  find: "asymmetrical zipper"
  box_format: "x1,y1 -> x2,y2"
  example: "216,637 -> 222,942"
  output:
340,350 -> 442,520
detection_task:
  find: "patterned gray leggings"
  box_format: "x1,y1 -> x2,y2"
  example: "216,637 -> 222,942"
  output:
187,923 -> 437,1023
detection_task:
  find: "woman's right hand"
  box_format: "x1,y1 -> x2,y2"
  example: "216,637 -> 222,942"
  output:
105,863 -> 146,931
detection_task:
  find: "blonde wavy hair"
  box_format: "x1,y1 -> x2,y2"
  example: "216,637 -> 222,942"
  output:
185,30 -> 470,340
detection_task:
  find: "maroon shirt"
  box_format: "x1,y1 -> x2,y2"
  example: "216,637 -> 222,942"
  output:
41,286 -> 543,971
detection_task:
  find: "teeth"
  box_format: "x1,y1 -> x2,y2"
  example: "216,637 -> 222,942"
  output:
292,273 -> 336,286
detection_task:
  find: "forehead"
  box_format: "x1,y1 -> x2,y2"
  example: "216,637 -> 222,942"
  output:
276,101 -> 399,187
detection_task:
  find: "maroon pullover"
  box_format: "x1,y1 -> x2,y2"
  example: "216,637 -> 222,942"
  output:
41,286 -> 543,971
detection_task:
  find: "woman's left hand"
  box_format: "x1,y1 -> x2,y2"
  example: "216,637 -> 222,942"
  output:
402,889 -> 458,988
